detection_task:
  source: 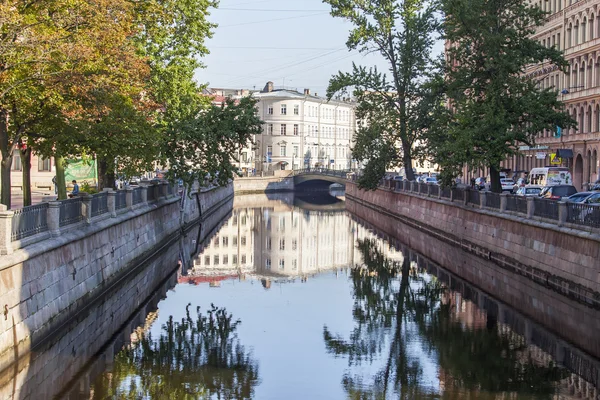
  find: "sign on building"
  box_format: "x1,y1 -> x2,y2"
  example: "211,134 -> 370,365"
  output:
549,153 -> 562,165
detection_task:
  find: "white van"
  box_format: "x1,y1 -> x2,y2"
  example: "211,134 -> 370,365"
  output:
528,167 -> 572,187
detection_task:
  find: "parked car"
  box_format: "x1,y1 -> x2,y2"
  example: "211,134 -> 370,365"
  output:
475,177 -> 486,190
539,185 -> 577,200
515,186 -> 542,197
566,191 -> 600,204
424,177 -> 438,185
500,178 -> 515,192
512,178 -> 527,193
393,175 -> 404,181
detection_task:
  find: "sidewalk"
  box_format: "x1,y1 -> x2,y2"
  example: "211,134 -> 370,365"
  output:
10,190 -> 57,210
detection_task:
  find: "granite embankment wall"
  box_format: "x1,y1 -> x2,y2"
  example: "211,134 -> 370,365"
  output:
348,200 -> 600,361
0,183 -> 233,376
346,183 -> 600,307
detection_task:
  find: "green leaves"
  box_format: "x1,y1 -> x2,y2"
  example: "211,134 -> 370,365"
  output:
426,0 -> 574,191
324,0 -> 439,184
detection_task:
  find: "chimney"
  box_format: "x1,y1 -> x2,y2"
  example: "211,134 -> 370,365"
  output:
304,88 -> 310,95
262,81 -> 274,93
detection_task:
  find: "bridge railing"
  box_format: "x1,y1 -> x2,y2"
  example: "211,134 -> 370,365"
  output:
0,180 -> 179,255
376,177 -> 598,231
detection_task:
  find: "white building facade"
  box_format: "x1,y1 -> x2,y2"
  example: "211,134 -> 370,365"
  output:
252,82 -> 357,171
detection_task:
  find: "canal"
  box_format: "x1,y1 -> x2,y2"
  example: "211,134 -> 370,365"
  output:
3,193 -> 600,399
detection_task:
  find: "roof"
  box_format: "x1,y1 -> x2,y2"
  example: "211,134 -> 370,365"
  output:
253,89 -> 356,106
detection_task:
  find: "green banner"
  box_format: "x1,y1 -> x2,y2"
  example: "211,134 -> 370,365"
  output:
65,159 -> 98,186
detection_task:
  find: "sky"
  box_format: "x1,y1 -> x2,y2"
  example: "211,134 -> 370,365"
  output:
194,0 -> 443,96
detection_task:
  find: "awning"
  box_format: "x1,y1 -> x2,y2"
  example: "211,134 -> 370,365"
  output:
557,149 -> 574,158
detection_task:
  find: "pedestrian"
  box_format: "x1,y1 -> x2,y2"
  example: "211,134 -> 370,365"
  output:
69,180 -> 79,198
470,177 -> 475,189
52,176 -> 57,195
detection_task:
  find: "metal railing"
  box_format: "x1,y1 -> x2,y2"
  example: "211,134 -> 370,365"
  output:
11,203 -> 49,241
132,187 -> 143,205
441,186 -> 452,199
468,189 -> 480,206
115,190 -> 127,210
533,197 -> 559,220
59,197 -> 84,227
452,188 -> 465,202
430,184 -> 440,197
567,203 -> 600,228
91,192 -> 109,217
506,195 -> 528,214
486,192 -> 501,209
419,182 -> 428,195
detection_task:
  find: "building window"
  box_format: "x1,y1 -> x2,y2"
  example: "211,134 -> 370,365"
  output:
223,255 -> 229,265
204,256 -> 210,265
214,237 -> 220,248
268,105 -> 273,115
293,146 -> 299,157
266,237 -> 272,249
268,124 -> 274,135
241,254 -> 247,264
292,259 -> 297,270
241,236 -> 246,246
233,255 -> 238,265
214,255 -> 219,265
280,145 -> 286,156
292,239 -> 297,250
294,105 -> 299,115
279,216 -> 285,231
281,124 -> 287,135
11,150 -> 21,171
293,124 -> 299,135
279,259 -> 285,270
266,258 -> 271,269
281,104 -> 287,115
38,157 -> 51,172
279,239 -> 285,250
233,235 -> 238,245
222,236 -> 228,247
242,152 -> 248,163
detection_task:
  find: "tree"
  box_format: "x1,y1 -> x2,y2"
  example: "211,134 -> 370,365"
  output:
324,0 -> 439,189
426,0 -> 574,192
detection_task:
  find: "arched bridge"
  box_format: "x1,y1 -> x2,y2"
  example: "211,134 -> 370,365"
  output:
292,169 -> 354,185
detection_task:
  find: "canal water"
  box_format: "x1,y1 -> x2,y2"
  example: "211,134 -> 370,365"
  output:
5,193 -> 600,399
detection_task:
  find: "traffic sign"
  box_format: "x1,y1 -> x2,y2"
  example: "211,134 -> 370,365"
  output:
549,153 -> 562,165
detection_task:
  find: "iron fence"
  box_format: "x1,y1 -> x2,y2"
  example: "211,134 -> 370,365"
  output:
453,188 -> 465,202
132,187 -> 143,205
430,184 -> 440,197
506,195 -> 528,214
419,182 -> 428,195
147,185 -> 157,202
566,203 -> 600,228
91,192 -> 109,217
533,198 -> 559,220
59,197 -> 84,227
441,187 -> 452,199
166,183 -> 173,196
468,189 -> 480,206
486,192 -> 501,209
115,190 -> 127,210
11,203 -> 49,241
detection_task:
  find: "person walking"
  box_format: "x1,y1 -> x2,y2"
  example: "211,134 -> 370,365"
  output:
52,176 -> 57,195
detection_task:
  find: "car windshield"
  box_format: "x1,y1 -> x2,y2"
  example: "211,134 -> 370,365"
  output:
526,188 -> 541,195
568,193 -> 589,202
555,186 -> 576,196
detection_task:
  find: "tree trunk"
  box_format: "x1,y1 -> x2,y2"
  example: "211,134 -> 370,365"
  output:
97,157 -> 115,191
402,143 -> 415,181
55,155 -> 67,200
0,109 -> 11,208
489,164 -> 502,193
21,147 -> 32,207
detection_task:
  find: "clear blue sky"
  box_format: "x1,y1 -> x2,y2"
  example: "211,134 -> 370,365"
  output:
195,0 -> 442,96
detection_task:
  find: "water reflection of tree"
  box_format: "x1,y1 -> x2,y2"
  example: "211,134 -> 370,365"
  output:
323,238 -> 566,399
91,304 -> 259,399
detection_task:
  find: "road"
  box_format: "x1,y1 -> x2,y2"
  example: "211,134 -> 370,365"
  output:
9,190 -> 56,210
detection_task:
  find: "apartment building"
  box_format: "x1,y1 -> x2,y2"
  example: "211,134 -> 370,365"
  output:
253,82 -> 357,172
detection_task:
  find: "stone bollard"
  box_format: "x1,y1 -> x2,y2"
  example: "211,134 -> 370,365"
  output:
558,201 -> 567,226
0,204 -> 14,255
125,187 -> 134,211
500,193 -> 508,212
106,189 -> 116,218
140,185 -> 148,206
526,197 -> 535,219
450,188 -> 455,202
479,191 -> 487,209
82,194 -> 92,225
48,201 -> 61,238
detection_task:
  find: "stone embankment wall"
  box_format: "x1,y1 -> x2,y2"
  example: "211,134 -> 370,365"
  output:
0,183 -> 233,375
346,183 -> 600,307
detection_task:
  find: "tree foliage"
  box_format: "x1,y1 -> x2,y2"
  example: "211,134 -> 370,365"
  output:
426,0 -> 574,191
324,0 -> 439,189
90,304 -> 259,399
